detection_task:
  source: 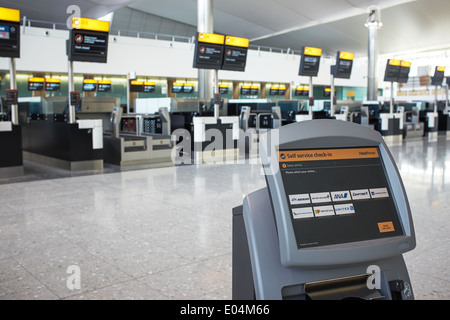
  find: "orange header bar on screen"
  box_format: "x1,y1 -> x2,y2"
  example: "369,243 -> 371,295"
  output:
278,148 -> 379,162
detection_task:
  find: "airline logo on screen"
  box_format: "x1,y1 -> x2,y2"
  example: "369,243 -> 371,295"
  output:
278,148 -> 379,163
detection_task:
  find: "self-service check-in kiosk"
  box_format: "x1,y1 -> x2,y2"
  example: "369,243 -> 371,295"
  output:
233,119 -> 416,300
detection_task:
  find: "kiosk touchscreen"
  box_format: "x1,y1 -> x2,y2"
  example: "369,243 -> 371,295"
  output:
233,120 -> 416,300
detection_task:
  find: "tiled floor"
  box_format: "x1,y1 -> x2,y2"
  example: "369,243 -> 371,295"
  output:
0,135 -> 450,300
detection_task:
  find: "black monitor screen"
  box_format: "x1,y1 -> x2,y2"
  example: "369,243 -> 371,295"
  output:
250,87 -> 259,95
45,82 -> 60,91
28,81 -> 44,91
0,21 -> 20,58
431,67 -> 445,86
83,83 -> 96,92
299,56 -> 320,77
398,67 -> 410,84
222,46 -> 248,72
294,88 -> 303,96
332,60 -> 353,79
144,84 -> 155,93
278,147 -> 404,249
68,29 -> 108,63
219,86 -> 228,94
172,84 -> 183,94
241,86 -> 251,95
130,83 -> 144,92
98,83 -> 111,92
384,60 -> 401,82
183,85 -> 194,94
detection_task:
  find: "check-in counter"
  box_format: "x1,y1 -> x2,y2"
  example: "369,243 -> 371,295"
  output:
19,97 -> 103,171
0,120 -> 23,178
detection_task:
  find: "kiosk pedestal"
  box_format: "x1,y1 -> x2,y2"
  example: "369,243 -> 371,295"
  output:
425,112 -> 439,141
233,119 -> 416,300
379,113 -> 402,145
0,122 -> 23,178
438,114 -> 450,140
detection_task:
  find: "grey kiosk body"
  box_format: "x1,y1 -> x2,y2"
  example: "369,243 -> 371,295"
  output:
232,119 -> 416,300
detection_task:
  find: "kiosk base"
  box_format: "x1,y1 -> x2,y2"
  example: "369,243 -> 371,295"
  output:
0,165 -> 24,179
232,187 -> 414,300
23,151 -> 103,171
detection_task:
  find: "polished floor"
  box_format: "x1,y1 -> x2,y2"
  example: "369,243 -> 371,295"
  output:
0,135 -> 450,300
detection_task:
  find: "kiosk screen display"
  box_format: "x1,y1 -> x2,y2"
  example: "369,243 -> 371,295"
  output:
278,147 -> 404,249
0,21 -> 20,58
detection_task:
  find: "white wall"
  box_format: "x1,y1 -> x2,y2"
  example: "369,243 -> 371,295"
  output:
0,26 -> 368,88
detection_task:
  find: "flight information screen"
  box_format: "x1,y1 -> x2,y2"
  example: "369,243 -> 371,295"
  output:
68,29 -> 108,63
278,147 -> 404,249
0,21 -> 19,58
299,56 -> 320,77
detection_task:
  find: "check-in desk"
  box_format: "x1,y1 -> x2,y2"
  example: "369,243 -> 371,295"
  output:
19,97 -> 103,171
78,97 -> 173,166
0,119 -> 23,178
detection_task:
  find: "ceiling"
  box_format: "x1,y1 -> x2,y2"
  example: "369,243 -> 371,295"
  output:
3,0 -> 450,57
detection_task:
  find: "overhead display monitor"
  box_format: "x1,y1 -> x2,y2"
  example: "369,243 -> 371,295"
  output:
97,80 -> 111,92
45,78 -> 61,91
324,87 -> 331,98
0,7 -> 20,58
249,85 -> 259,95
183,83 -> 194,94
193,32 -> 225,70
83,79 -> 97,92
331,51 -> 354,79
277,85 -> 286,96
67,17 -> 109,63
270,85 -> 280,95
294,86 -> 304,96
28,77 -> 44,91
383,59 -> 401,82
431,66 -> 446,86
221,36 -> 249,72
299,46 -> 322,77
240,85 -> 251,95
218,84 -> 229,94
130,80 -> 144,92
143,81 -> 156,93
397,60 -> 411,84
172,82 -> 184,94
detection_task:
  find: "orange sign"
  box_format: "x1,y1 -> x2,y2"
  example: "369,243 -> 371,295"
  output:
278,148 -> 379,162
378,221 -> 395,233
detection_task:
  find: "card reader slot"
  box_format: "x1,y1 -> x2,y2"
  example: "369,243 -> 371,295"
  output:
304,274 -> 384,300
